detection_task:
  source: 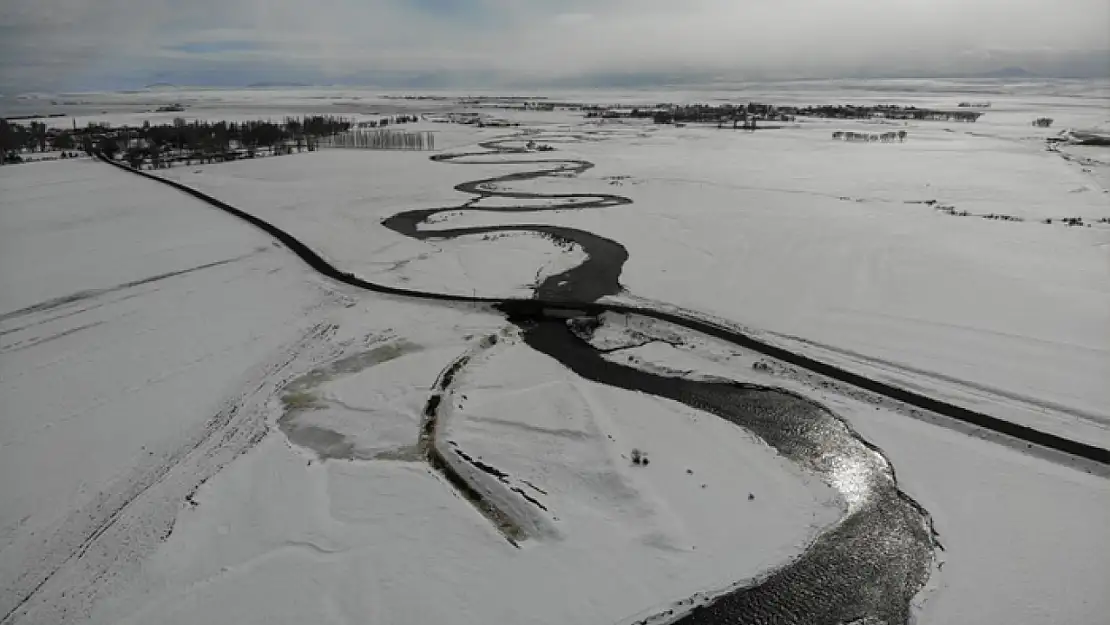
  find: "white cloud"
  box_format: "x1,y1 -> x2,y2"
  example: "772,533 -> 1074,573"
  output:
1,0 -> 1107,92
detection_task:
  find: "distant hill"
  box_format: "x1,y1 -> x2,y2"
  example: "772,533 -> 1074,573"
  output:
246,81 -> 311,88
143,82 -> 178,89
974,66 -> 1037,78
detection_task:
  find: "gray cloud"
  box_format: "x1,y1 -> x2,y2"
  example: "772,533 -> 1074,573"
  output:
2,0 -> 1107,92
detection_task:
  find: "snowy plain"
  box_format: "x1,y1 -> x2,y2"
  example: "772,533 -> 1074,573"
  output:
1,81 -> 1108,624
0,157 -> 338,621
157,101 -> 1110,448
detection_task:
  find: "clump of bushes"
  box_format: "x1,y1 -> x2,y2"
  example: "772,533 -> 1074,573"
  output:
982,213 -> 1023,222
936,205 -> 969,217
281,390 -> 320,412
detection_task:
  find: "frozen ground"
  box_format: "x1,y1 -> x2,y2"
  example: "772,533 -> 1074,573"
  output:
157,132 -> 588,300
87,328 -> 844,625
0,158 -> 338,621
2,81 -> 1109,625
156,101 -> 1110,448
0,159 -> 328,535
519,124 -> 1110,447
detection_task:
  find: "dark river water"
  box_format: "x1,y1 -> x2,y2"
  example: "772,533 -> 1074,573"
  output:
387,134 -> 939,624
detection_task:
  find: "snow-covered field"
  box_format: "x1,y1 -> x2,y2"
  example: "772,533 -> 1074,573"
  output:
154,134 -> 590,299
155,101 -> 1110,448
85,328 -> 848,625
2,81 -> 1108,625
0,157 -> 336,621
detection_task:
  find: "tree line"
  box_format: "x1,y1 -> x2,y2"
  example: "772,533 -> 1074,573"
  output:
99,116 -> 353,167
326,129 -> 435,150
116,116 -> 350,155
583,102 -> 984,125
3,115 -> 355,166
1,120 -> 81,162
358,115 -> 420,128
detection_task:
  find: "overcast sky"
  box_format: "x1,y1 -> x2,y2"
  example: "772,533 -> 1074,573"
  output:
2,0 -> 1108,92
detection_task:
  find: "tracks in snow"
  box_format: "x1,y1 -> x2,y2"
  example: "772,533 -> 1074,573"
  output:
0,322 -> 341,625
